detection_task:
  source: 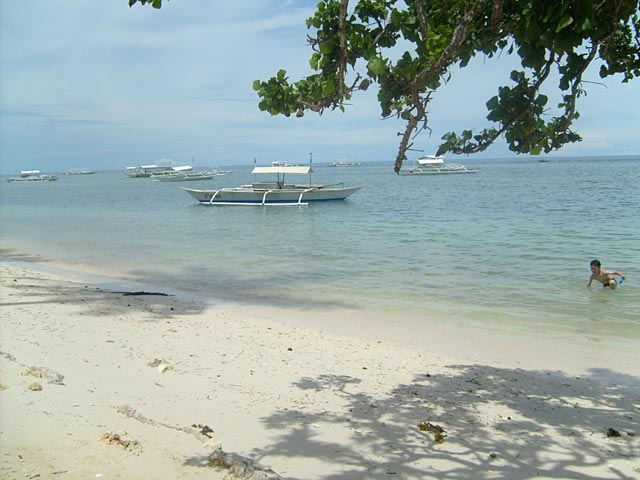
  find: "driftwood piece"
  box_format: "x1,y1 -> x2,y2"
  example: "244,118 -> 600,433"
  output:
208,447 -> 283,480
115,405 -> 284,479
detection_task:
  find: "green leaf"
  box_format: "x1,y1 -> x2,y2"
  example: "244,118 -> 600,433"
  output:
367,57 -> 386,76
310,52 -> 321,70
321,79 -> 336,96
319,41 -> 333,55
536,94 -> 548,107
486,95 -> 499,111
556,15 -> 574,33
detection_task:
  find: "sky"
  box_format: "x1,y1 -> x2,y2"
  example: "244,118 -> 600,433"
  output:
1,0 -> 638,174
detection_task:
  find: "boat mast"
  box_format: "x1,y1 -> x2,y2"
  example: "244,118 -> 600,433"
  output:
309,152 -> 312,187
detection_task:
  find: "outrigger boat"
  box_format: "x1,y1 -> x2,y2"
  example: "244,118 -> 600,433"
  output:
125,165 -> 173,177
6,170 -> 58,182
152,170 -> 230,182
399,155 -> 478,175
328,161 -> 361,166
181,165 -> 362,206
65,168 -> 95,175
148,165 -> 233,182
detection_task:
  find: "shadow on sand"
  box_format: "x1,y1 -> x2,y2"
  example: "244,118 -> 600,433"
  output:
188,366 -> 639,480
1,270 -> 206,318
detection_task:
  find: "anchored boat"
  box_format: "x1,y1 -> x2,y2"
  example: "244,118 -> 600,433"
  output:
6,170 -> 58,182
181,165 -> 362,206
399,155 -> 478,175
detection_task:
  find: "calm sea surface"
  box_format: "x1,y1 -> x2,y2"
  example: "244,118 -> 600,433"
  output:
1,156 -> 639,353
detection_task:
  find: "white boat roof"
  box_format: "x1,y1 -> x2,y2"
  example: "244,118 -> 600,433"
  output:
20,170 -> 41,174
252,166 -> 313,174
417,156 -> 445,165
171,165 -> 193,172
126,165 -> 160,169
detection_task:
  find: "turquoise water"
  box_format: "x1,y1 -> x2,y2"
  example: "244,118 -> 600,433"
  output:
1,156 -> 639,349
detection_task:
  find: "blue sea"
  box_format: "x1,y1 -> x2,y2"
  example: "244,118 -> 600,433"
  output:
1,156 -> 639,364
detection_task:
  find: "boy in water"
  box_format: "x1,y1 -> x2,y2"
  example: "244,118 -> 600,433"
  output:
586,259 -> 625,289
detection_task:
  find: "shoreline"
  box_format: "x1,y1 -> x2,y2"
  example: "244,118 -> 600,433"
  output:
3,252 -> 638,379
1,261 -> 639,479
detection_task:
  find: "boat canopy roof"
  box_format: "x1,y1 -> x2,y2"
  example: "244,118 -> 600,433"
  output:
416,156 -> 445,165
126,165 -> 160,170
252,166 -> 313,175
20,170 -> 41,175
171,165 -> 193,172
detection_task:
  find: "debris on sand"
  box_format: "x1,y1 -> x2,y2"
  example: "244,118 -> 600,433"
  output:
99,432 -> 139,450
208,445 -> 283,480
418,421 -> 447,444
147,358 -> 172,373
27,382 -> 43,391
192,423 -> 214,438
23,366 -> 65,385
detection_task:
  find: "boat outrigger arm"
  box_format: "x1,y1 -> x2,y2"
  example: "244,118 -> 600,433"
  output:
203,188 -> 316,206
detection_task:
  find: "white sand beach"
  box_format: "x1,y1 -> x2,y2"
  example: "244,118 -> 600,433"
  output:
1,262 -> 638,479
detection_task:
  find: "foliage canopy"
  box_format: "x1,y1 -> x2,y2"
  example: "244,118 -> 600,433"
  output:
131,0 -> 640,172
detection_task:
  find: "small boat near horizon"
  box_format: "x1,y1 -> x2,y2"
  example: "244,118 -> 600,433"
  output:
399,155 -> 478,175
271,161 -> 305,167
6,170 -> 58,182
65,168 -> 96,175
181,165 -> 362,206
328,161 -> 361,167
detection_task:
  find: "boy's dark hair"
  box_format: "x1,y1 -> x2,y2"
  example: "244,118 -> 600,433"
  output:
590,259 -> 601,267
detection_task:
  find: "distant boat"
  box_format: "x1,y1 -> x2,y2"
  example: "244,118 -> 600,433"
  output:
151,166 -> 231,182
182,164 -> 362,206
125,165 -> 173,177
65,168 -> 96,175
399,155 -> 478,175
328,161 -> 361,166
271,161 -> 304,167
6,170 -> 58,182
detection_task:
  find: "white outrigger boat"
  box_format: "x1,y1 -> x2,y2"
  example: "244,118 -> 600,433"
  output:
125,164 -> 174,177
149,165 -> 230,182
7,170 -> 58,182
65,168 -> 95,175
181,165 -> 362,206
328,161 -> 361,166
400,155 -> 478,175
152,170 -> 230,182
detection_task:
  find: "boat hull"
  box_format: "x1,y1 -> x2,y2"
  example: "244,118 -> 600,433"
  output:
399,169 -> 478,175
154,173 -> 216,182
7,175 -> 58,182
182,185 -> 362,205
